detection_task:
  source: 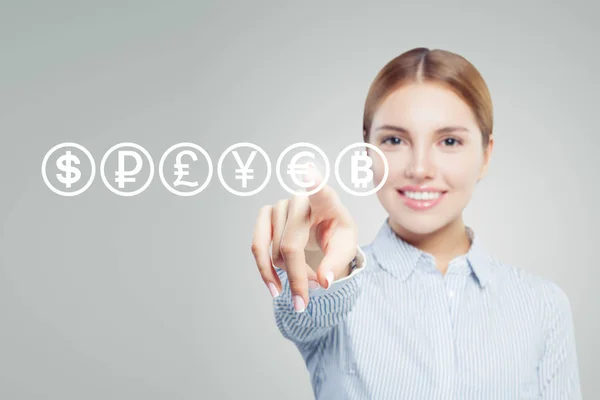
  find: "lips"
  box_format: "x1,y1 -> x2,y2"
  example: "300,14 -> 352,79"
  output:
397,189 -> 447,197
398,185 -> 446,193
397,189 -> 447,211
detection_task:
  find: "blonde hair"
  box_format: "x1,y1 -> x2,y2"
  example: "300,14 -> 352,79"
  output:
363,47 -> 493,149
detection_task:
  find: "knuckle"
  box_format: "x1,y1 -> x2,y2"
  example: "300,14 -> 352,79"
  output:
259,273 -> 272,285
280,243 -> 299,257
275,199 -> 287,209
250,242 -> 261,257
271,253 -> 283,266
287,278 -> 304,290
271,251 -> 282,262
259,204 -> 272,215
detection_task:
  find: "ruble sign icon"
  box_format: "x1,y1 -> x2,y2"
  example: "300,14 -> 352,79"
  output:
101,143 -> 154,197
115,150 -> 143,189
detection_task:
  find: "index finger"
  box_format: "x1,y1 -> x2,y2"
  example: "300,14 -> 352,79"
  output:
303,163 -> 342,217
251,205 -> 282,296
280,194 -> 311,312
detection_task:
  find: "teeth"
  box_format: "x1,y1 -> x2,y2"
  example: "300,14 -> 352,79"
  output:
403,191 -> 442,200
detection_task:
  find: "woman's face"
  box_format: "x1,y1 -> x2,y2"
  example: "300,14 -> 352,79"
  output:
367,82 -> 493,236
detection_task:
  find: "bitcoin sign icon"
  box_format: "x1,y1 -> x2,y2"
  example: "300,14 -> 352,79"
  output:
334,143 -> 388,196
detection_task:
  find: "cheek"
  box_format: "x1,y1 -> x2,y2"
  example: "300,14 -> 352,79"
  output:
371,152 -> 403,187
441,158 -> 481,189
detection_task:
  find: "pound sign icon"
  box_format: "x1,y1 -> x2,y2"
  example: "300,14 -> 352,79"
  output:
173,150 -> 199,188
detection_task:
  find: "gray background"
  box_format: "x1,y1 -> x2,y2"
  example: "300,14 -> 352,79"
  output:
1,0 -> 598,399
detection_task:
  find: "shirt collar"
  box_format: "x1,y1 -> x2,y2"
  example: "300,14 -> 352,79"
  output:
370,218 -> 493,287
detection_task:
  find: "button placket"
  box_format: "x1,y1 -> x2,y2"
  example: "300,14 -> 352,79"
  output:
430,268 -> 457,395
444,271 -> 467,329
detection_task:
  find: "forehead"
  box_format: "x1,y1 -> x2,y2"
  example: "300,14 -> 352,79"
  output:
372,82 -> 477,130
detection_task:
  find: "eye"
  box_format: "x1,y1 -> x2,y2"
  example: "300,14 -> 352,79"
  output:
441,137 -> 462,147
382,136 -> 402,145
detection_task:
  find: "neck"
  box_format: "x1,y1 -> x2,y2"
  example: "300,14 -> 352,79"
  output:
388,217 -> 471,274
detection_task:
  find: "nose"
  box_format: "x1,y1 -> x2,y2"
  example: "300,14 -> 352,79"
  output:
404,148 -> 435,181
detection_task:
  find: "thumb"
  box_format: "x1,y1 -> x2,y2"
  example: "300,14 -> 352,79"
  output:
316,228 -> 358,289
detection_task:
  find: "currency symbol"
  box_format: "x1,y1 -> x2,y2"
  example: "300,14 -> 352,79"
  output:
232,150 -> 256,188
114,150 -> 143,189
56,150 -> 82,188
350,150 -> 373,189
286,151 -> 316,188
173,150 -> 199,188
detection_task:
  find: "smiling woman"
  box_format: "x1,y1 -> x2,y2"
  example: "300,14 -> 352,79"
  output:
252,47 -> 582,399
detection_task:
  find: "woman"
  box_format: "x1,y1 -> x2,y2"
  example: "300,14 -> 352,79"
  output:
250,47 -> 581,399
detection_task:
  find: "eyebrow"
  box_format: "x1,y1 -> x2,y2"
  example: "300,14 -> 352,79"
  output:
374,125 -> 471,135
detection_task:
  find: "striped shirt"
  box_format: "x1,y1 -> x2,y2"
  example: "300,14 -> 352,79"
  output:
273,218 -> 582,399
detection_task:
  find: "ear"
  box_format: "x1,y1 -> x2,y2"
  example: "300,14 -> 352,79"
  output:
478,134 -> 494,181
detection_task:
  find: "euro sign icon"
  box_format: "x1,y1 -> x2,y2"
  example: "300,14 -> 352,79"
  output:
115,150 -> 143,189
351,150 -> 373,189
173,150 -> 199,188
286,151 -> 316,188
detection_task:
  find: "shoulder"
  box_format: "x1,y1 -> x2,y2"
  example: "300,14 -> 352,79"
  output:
490,258 -> 574,328
492,258 -> 569,298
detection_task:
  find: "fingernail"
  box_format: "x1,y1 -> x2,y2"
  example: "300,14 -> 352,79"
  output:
308,279 -> 321,289
293,295 -> 305,312
325,271 -> 334,289
267,282 -> 279,298
307,163 -> 320,183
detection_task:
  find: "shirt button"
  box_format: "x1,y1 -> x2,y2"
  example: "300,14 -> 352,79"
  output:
348,363 -> 357,374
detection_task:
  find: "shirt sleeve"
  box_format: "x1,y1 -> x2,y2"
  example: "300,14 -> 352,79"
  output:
272,245 -> 366,345
537,280 -> 582,399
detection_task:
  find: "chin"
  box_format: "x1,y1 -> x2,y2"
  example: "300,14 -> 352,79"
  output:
389,214 -> 448,236
380,190 -> 464,236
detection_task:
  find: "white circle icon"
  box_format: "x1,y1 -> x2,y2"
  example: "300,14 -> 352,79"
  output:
218,142 -> 271,197
276,142 -> 330,196
335,142 -> 389,196
100,142 -> 154,197
41,142 -> 96,197
159,142 -> 213,196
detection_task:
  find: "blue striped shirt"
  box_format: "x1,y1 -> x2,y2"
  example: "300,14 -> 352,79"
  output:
273,219 -> 582,399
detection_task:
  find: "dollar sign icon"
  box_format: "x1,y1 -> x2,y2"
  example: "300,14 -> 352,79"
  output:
351,150 -> 373,189
56,150 -> 82,188
42,143 -> 96,197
